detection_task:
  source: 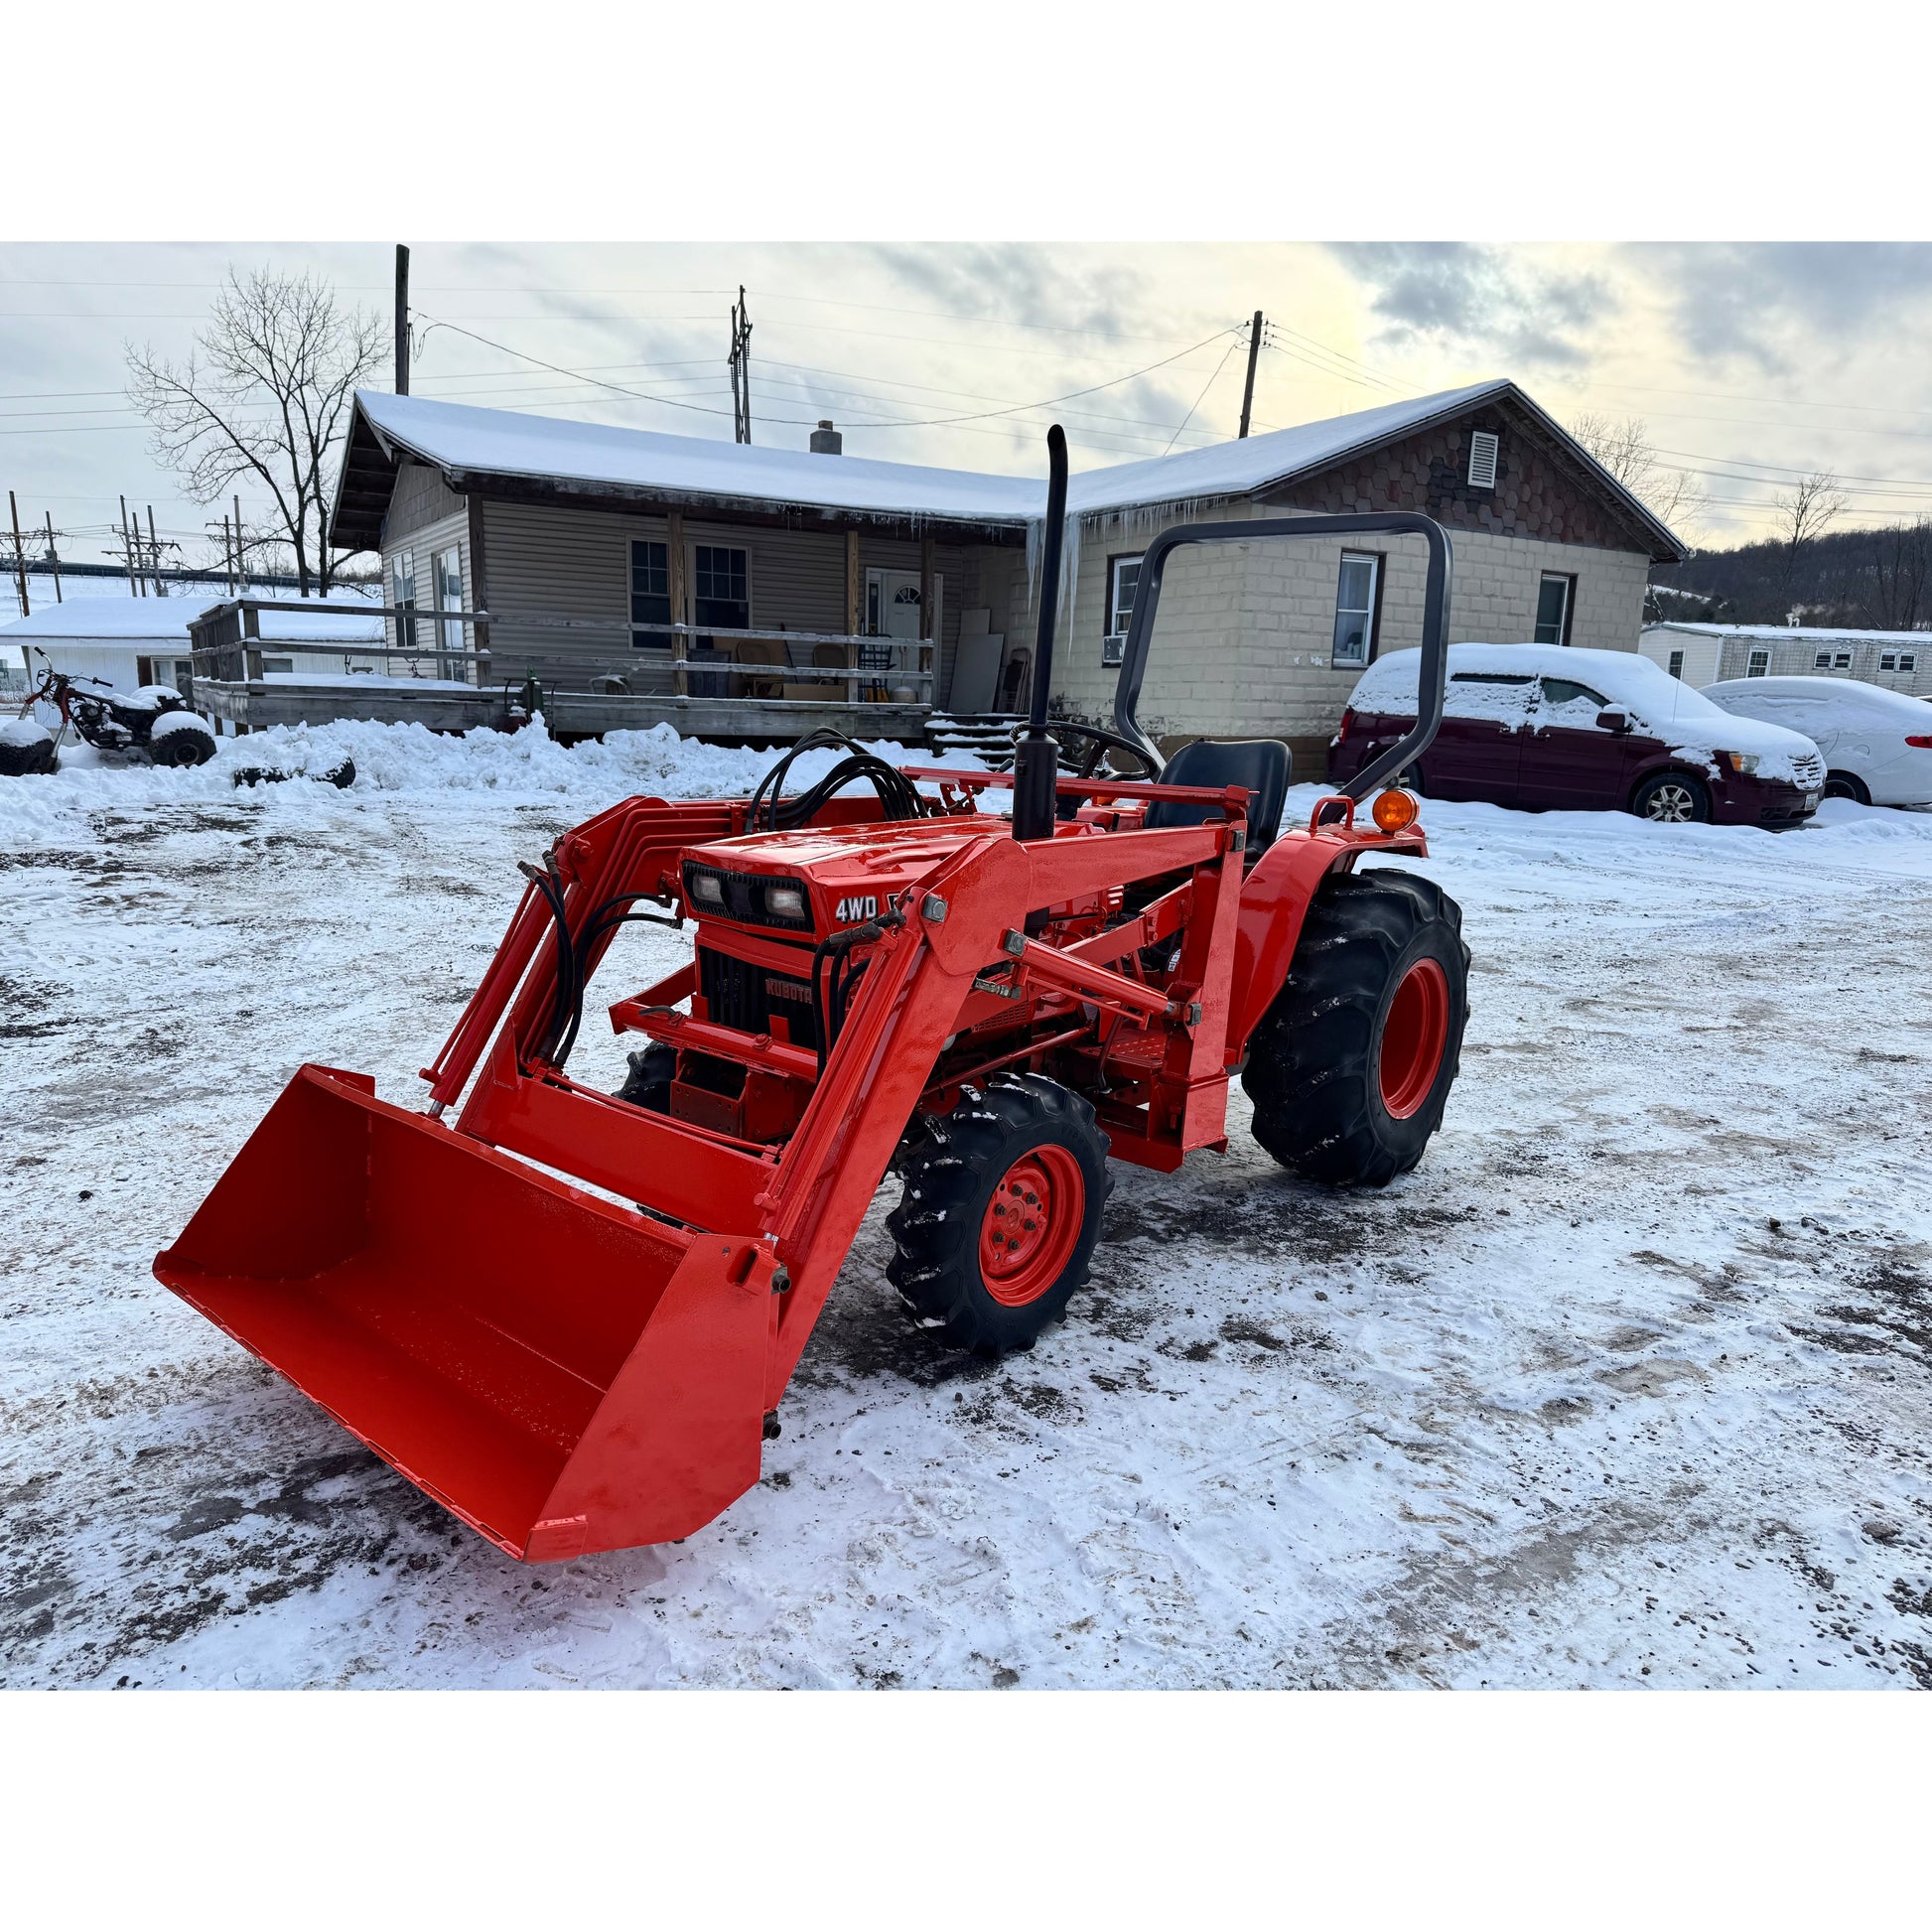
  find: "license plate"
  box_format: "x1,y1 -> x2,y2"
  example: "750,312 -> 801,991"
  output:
1805,790 -> 1820,808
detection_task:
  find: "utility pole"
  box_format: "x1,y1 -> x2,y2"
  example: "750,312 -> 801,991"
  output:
1237,310 -> 1264,439
45,511 -> 62,602
119,494 -> 140,595
234,494 -> 244,594
8,491 -> 28,618
222,514 -> 235,594
395,244 -> 411,395
728,286 -> 753,444
147,505 -> 164,595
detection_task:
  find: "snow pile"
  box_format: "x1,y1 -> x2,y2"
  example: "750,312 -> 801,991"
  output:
0,714 -> 981,845
148,710 -> 213,742
1350,642 -> 1824,784
0,716 -> 51,748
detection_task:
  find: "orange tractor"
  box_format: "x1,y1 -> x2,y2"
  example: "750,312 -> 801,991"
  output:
155,428 -> 1468,1563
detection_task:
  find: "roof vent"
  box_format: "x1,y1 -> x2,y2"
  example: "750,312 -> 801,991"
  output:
809,419 -> 843,456
1466,430 -> 1499,488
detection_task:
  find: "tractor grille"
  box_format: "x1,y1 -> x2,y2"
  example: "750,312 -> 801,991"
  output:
697,946 -> 818,1050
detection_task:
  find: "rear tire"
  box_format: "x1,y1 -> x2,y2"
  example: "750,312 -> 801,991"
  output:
151,722 -> 216,768
888,1072 -> 1111,1356
1824,769 -> 1869,804
0,731 -> 58,776
1630,769 -> 1711,824
1242,868 -> 1468,1187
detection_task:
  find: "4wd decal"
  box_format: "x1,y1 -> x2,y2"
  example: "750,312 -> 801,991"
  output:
834,895 -> 881,925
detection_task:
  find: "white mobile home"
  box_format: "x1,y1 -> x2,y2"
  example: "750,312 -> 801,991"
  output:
1641,621 -> 1932,697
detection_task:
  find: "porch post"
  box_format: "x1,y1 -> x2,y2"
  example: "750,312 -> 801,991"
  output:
844,528 -> 861,705
918,531 -> 935,699
668,510 -> 688,698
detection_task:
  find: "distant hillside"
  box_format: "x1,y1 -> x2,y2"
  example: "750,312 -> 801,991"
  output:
1650,520 -> 1931,629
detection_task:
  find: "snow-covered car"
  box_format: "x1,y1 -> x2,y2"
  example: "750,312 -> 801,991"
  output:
1330,642 -> 1825,826
1701,676 -> 1932,807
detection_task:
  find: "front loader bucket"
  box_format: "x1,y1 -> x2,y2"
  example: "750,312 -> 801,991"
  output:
154,1065 -> 772,1561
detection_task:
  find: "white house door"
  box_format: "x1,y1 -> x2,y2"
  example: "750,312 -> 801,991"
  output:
868,569 -> 942,640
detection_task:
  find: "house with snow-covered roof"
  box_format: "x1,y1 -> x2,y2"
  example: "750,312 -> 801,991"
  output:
329,378 -> 1685,766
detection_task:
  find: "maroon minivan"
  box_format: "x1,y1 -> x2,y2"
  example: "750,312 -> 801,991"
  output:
1329,643 -> 1824,827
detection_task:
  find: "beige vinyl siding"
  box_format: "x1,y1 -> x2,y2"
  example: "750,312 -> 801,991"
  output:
382,507 -> 470,654
476,499 -> 975,696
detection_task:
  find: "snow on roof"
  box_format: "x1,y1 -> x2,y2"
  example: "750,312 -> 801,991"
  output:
1645,621 -> 1932,645
349,379 -> 1538,527
0,593 -> 384,645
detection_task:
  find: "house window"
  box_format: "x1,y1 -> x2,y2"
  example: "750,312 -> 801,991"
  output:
1467,430 -> 1500,488
629,539 -> 673,649
1534,573 -> 1575,646
433,544 -> 463,651
1834,651 -> 1853,669
1901,652 -> 1919,672
1331,552 -> 1381,668
1746,648 -> 1770,677
261,656 -> 294,675
1667,650 -> 1685,680
1880,652 -> 1897,670
1104,553 -> 1143,667
1814,650 -> 1833,668
391,551 -> 417,650
693,544 -> 750,630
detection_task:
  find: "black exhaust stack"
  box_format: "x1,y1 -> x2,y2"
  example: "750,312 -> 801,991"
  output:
1012,423 -> 1068,845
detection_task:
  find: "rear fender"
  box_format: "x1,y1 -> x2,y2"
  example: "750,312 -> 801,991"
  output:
1229,829 -> 1371,1056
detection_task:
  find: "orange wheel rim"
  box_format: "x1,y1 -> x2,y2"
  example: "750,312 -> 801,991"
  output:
1379,957 -> 1449,1120
978,1146 -> 1085,1307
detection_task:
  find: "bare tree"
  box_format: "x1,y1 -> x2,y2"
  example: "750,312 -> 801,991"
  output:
1861,515 -> 1931,631
1772,470 -> 1849,602
126,268 -> 386,597
1570,411 -> 1708,538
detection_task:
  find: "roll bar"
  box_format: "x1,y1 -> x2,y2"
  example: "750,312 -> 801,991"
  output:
1112,512 -> 1453,800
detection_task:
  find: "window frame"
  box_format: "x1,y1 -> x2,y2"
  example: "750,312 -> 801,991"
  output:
1533,572 -> 1577,647
1900,651 -> 1918,673
1330,549 -> 1383,671
391,549 -> 417,651
431,542 -> 464,653
1814,649 -> 1833,669
1104,551 -> 1144,668
1667,649 -> 1685,680
627,537 -> 675,651
1746,647 -> 1770,678
1834,650 -> 1853,669
692,542 -> 752,632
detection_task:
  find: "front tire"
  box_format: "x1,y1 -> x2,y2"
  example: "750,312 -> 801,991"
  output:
888,1072 -> 1111,1356
1242,869 -> 1468,1187
1630,769 -> 1711,823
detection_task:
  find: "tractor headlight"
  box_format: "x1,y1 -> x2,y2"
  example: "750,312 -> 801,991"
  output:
763,883 -> 808,921
1722,751 -> 1760,774
688,870 -> 725,906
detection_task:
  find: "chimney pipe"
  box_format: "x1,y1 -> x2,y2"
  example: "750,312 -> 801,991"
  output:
809,419 -> 842,455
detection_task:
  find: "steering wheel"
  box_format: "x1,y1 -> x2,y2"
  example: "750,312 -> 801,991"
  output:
1009,721 -> 1162,783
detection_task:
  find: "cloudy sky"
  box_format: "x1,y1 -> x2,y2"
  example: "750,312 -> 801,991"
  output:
6,239 -> 1932,577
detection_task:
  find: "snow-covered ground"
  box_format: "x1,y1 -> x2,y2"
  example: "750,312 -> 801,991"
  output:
4,720 -> 1931,1689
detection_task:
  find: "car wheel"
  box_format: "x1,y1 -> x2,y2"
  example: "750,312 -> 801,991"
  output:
1823,769 -> 1870,805
1630,770 -> 1712,824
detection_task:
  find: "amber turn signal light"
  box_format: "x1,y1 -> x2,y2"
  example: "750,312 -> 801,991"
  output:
1372,788 -> 1420,833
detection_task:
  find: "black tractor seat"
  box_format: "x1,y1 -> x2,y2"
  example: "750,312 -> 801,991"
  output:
1144,738 -> 1292,859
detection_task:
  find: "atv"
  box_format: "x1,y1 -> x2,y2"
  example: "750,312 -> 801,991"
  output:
155,426 -> 1468,1564
2,652 -> 217,775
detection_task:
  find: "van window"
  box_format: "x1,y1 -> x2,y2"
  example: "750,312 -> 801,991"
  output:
1538,676 -> 1610,710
